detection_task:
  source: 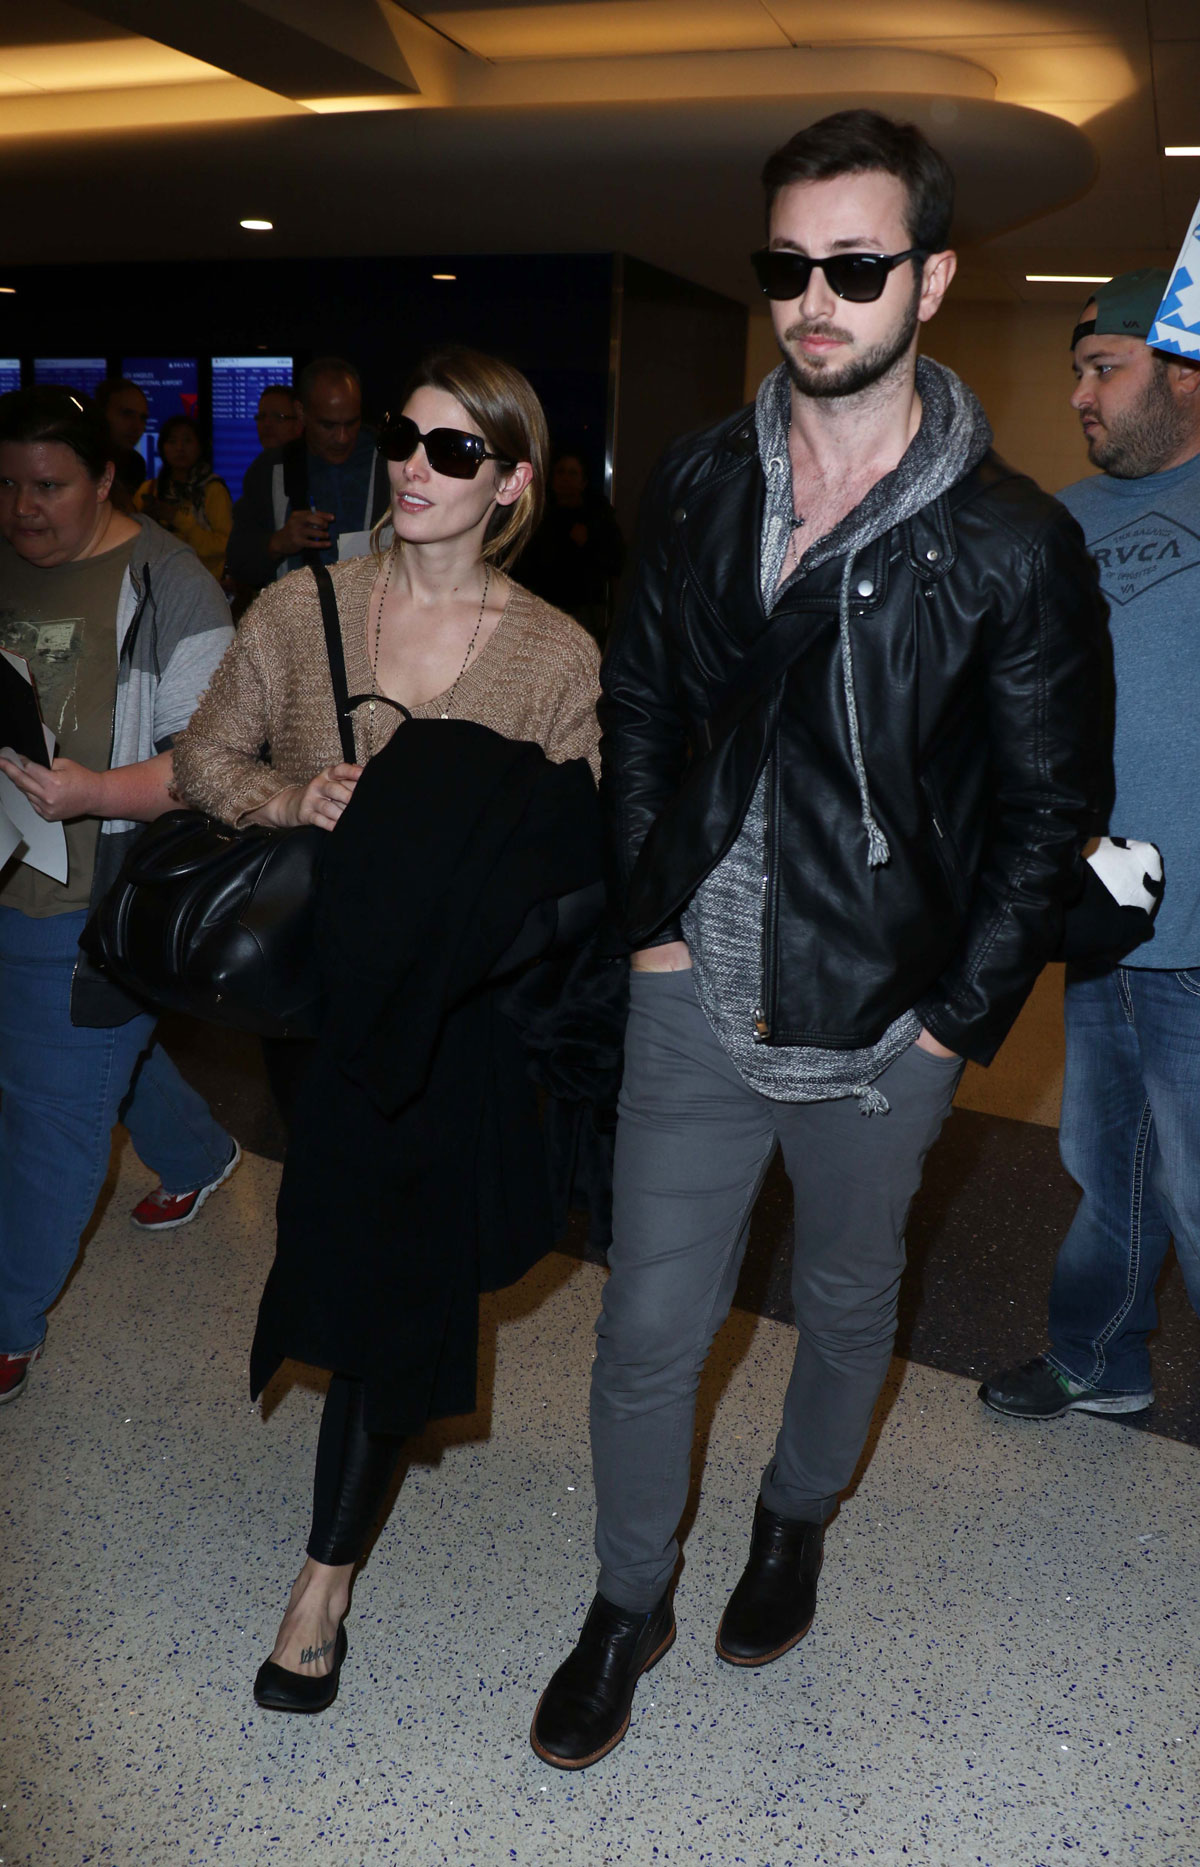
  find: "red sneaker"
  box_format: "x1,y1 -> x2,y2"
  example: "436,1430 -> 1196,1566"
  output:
0,1341 -> 43,1406
130,1140 -> 242,1231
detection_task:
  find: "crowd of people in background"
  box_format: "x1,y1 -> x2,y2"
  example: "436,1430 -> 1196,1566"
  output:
1,103 -> 1195,1774
43,363 -> 628,637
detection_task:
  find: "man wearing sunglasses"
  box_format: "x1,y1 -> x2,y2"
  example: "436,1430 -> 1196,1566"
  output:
226,356 -> 390,589
531,108 -> 1110,1770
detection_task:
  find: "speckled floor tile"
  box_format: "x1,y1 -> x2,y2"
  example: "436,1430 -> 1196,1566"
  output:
2,1142 -> 1198,1867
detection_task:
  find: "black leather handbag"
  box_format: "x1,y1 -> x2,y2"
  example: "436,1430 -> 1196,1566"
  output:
83,564 -> 356,1039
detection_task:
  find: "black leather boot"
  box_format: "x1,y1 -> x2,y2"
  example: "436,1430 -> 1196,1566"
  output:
530,1592 -> 675,1769
715,1501 -> 824,1665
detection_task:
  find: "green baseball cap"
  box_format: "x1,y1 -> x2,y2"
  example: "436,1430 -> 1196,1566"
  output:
1070,268 -> 1171,349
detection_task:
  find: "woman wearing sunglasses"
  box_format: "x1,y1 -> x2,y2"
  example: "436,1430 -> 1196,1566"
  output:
172,347 -> 601,1710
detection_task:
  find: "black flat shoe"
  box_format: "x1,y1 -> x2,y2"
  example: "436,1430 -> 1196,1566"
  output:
253,1623 -> 348,1713
716,1501 -> 824,1666
531,1592 -> 675,1770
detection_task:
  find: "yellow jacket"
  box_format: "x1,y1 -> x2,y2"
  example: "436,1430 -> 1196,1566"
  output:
134,477 -> 233,582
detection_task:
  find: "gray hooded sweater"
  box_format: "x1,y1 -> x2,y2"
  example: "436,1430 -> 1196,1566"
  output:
680,356 -> 993,1110
73,516 -> 234,1024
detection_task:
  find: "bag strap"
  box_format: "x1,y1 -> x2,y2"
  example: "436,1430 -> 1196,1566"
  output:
311,562 -> 358,764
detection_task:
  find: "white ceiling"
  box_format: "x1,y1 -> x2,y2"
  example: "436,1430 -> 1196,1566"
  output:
0,0 -> 1195,303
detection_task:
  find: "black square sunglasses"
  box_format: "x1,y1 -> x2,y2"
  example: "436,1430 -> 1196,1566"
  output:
377,413 -> 514,481
750,247 -> 927,303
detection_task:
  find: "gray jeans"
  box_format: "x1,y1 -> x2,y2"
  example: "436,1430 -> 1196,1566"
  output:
591,968 -> 963,1611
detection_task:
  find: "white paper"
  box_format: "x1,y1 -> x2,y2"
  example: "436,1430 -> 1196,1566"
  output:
0,706 -> 69,885
1147,200 -> 1200,360
1,645 -> 32,682
0,799 -> 20,872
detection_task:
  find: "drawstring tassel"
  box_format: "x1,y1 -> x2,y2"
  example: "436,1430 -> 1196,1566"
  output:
838,554 -> 891,869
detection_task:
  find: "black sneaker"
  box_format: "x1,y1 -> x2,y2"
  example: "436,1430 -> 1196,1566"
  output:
978,1355 -> 1153,1419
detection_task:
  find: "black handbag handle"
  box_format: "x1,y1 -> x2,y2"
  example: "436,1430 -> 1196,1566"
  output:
311,562 -> 358,765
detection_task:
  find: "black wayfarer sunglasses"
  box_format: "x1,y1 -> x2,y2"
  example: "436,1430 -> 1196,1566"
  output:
750,247 -> 927,304
377,413 -> 515,481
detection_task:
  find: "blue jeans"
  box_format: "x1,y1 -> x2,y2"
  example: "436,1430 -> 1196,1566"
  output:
0,906 -> 233,1355
1048,965 -> 1200,1395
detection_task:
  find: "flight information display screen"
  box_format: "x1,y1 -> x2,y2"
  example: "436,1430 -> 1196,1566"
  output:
34,358 -> 108,399
122,357 -> 200,476
0,360 -> 20,395
211,356 -> 292,497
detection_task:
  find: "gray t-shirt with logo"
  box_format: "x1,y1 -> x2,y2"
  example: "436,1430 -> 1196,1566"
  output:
1059,450 -> 1200,969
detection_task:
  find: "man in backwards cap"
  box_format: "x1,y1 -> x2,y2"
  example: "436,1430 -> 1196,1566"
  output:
981,269 -> 1200,1421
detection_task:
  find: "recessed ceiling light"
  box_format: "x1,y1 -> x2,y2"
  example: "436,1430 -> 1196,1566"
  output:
432,272 -> 456,281
1165,147 -> 1200,157
1025,274 -> 1113,284
240,218 -> 274,232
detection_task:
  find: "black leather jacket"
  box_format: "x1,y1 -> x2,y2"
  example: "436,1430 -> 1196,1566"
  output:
599,407 -> 1113,1067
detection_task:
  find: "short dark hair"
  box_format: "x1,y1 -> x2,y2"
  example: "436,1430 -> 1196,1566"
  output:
158,413 -> 205,454
257,382 -> 296,404
297,356 -> 361,404
95,377 -> 148,414
0,385 -> 114,479
761,109 -> 955,253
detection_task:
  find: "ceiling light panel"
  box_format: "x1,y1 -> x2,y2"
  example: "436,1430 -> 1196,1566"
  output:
0,37 -> 226,93
764,0 -> 1121,37
421,1 -> 788,61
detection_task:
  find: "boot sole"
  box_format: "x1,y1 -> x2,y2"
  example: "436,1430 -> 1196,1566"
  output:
714,1611 -> 813,1668
529,1621 -> 676,1770
980,1388 -> 1153,1421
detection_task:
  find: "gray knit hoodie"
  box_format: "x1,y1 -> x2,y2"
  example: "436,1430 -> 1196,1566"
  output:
680,356 -> 993,1110
73,516 -> 233,1024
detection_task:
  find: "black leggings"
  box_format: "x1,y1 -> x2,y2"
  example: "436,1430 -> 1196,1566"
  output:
307,1374 -> 404,1567
264,1047 -> 403,1568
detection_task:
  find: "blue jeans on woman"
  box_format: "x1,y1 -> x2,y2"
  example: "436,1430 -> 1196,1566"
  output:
1048,964 -> 1200,1396
0,906 -> 234,1356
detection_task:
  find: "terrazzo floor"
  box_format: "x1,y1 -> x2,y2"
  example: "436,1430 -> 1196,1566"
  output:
3,1143 -> 1199,1867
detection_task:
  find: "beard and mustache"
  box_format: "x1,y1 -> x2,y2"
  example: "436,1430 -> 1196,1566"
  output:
1083,361 -> 1192,479
777,270 -> 923,400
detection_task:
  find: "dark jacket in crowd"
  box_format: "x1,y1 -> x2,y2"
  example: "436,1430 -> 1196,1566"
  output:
112,444 -> 149,501
601,404 -> 1113,1068
517,490 -> 625,617
250,720 -> 604,1437
225,431 -> 390,587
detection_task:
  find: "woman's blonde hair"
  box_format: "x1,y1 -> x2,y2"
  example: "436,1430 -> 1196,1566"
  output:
371,346 -> 549,571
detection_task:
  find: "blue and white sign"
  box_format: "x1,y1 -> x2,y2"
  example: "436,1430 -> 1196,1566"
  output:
1148,202 -> 1200,361
34,357 -> 108,398
211,355 -> 292,497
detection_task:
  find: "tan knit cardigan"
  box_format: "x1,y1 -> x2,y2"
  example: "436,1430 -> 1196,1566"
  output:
173,555 -> 601,826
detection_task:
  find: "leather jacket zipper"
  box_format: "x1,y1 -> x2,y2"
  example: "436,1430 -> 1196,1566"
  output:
756,750 -> 781,1041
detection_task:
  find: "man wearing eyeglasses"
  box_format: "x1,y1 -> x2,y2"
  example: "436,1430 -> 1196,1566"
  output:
254,384 -> 303,453
531,108 -> 1111,1770
226,356 -> 390,588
